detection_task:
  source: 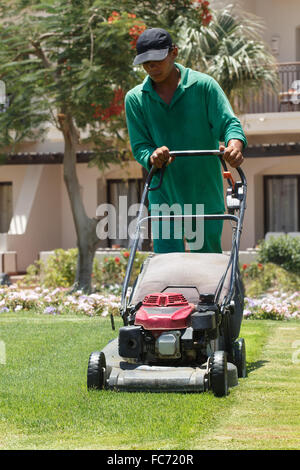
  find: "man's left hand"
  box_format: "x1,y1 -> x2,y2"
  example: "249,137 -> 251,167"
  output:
219,140 -> 244,168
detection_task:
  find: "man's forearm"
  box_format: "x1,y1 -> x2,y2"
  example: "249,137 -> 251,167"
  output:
228,139 -> 244,151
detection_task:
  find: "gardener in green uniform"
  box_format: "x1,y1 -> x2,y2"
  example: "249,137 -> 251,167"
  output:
125,28 -> 247,253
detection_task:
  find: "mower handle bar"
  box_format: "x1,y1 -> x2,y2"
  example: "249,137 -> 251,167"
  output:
148,150 -> 246,191
137,213 -> 239,228
169,150 -> 222,156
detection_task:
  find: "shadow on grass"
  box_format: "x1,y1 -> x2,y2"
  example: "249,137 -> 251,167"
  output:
246,359 -> 269,375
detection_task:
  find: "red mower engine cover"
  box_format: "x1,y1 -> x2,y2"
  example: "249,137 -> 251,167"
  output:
134,293 -> 195,331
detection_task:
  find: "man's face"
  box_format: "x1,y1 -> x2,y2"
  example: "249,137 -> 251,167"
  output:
142,48 -> 178,83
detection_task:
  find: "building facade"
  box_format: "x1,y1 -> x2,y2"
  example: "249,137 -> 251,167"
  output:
0,0 -> 300,273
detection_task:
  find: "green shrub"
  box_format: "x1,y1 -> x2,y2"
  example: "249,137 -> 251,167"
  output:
241,261 -> 300,297
42,248 -> 78,287
23,261 -> 41,287
25,248 -> 148,289
93,250 -> 148,288
257,235 -> 300,275
241,262 -> 272,296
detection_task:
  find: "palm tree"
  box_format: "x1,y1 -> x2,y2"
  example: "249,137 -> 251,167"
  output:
178,4 -> 279,112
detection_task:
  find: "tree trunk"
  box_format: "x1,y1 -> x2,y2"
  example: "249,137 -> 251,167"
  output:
59,112 -> 99,293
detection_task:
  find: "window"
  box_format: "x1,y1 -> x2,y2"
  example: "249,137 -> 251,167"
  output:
0,182 -> 13,233
264,175 -> 300,233
107,179 -> 143,248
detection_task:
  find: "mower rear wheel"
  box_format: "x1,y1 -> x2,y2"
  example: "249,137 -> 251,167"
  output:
87,351 -> 106,390
233,338 -> 246,378
210,350 -> 228,397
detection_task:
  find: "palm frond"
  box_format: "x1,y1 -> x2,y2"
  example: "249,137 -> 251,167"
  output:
178,4 -> 279,112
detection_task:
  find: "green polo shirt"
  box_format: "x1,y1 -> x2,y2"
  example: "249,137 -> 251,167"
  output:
125,62 -> 247,214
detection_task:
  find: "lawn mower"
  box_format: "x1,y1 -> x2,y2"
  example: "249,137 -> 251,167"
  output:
87,150 -> 247,396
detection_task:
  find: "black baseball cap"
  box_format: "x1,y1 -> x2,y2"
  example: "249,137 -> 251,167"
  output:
133,28 -> 173,66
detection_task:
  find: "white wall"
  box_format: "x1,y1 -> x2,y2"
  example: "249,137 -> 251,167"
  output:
5,165 -> 62,271
241,112 -> 300,145
249,0 -> 300,62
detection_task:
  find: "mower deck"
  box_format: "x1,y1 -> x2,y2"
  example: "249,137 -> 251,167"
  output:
101,338 -> 238,392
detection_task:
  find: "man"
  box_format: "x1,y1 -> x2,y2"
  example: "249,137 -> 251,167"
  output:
125,27 -> 247,253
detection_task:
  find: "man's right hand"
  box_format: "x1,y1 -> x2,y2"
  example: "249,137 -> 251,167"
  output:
150,146 -> 175,168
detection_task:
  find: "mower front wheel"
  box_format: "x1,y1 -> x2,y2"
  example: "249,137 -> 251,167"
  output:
87,351 -> 106,390
233,338 -> 247,378
210,350 -> 228,397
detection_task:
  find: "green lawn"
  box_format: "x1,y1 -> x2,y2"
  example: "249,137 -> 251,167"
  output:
0,312 -> 299,450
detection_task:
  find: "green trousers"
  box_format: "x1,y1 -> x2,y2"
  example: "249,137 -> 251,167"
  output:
152,217 -> 223,253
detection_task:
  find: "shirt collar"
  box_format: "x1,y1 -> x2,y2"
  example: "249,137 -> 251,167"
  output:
142,62 -> 198,93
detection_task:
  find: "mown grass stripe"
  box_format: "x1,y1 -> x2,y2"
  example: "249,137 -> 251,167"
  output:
191,322 -> 300,450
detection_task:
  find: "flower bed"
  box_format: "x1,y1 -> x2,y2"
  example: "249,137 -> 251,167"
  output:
1,253 -> 299,321
0,248 -> 147,318
0,282 -> 299,321
0,285 -> 121,317
241,260 -> 300,320
244,291 -> 300,321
